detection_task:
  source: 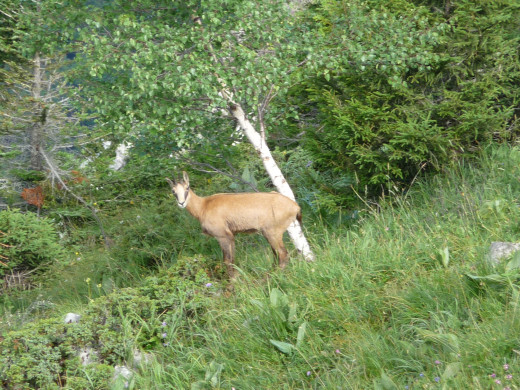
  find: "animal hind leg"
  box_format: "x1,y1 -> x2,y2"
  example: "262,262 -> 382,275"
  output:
263,231 -> 289,269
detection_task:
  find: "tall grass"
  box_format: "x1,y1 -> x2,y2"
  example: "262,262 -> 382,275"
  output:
3,145 -> 520,389
141,146 -> 520,389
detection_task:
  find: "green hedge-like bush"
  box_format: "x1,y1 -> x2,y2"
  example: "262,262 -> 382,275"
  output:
287,0 -> 520,206
0,209 -> 66,278
0,318 -> 112,390
0,256 -> 217,389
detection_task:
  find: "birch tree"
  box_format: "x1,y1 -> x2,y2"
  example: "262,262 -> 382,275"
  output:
76,0 -> 315,260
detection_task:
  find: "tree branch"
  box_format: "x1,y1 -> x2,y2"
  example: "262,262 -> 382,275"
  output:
40,149 -> 111,247
179,152 -> 259,192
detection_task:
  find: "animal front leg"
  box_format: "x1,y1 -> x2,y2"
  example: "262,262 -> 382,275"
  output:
276,245 -> 289,269
216,235 -> 236,279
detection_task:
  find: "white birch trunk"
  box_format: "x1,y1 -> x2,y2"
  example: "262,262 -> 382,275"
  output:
195,16 -> 314,261
229,103 -> 315,262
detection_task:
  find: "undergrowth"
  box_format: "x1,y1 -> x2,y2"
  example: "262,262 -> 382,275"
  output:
2,145 -> 520,389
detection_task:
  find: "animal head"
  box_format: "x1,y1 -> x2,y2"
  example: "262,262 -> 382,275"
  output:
165,171 -> 190,208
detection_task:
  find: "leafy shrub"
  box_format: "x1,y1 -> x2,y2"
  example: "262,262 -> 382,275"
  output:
0,318 -> 76,389
0,256 -> 217,389
86,255 -> 216,356
282,146 -> 359,215
0,209 -> 66,278
0,316 -> 114,389
290,0 -> 520,205
9,168 -> 46,182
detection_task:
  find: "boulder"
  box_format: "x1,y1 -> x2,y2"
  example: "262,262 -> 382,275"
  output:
488,242 -> 520,265
64,313 -> 81,324
113,365 -> 133,388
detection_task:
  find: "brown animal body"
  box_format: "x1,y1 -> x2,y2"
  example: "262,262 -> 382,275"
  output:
166,172 -> 301,278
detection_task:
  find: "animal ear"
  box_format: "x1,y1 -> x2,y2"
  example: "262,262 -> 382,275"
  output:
182,171 -> 190,186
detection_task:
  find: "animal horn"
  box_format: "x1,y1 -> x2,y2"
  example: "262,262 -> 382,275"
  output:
165,177 -> 175,187
168,174 -> 302,279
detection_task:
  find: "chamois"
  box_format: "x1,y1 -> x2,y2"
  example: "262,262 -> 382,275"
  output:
166,172 -> 301,278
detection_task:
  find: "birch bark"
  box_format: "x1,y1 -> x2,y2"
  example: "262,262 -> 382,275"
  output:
229,103 -> 315,262
192,16 -> 315,261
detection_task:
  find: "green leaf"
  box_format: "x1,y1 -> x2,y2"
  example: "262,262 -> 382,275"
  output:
269,288 -> 284,307
465,273 -> 511,289
441,362 -> 461,380
415,329 -> 460,354
296,321 -> 307,348
250,299 -> 264,310
374,371 -> 398,390
324,70 -> 330,81
241,166 -> 257,188
270,339 -> 296,355
437,247 -> 450,268
204,361 -> 224,387
506,251 -> 520,272
190,381 -> 209,390
288,302 -> 298,323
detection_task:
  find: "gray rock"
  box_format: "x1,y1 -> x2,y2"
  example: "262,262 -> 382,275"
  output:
78,347 -> 98,366
64,313 -> 81,324
132,349 -> 152,368
113,365 -> 133,388
488,242 -> 520,265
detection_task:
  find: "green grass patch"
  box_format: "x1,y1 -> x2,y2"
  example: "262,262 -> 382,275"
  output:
2,145 -> 520,388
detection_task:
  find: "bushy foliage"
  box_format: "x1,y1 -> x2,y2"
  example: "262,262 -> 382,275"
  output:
5,146 -> 520,388
282,146 -> 360,218
85,255 -> 216,359
289,0 -> 520,205
0,256 -> 217,389
0,209 -> 66,278
0,316 -> 114,389
0,318 -> 77,389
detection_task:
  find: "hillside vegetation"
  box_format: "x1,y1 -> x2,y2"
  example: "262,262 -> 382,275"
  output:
1,0 -> 520,388
1,145 -> 520,389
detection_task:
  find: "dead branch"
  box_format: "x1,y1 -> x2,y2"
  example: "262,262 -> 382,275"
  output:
40,149 -> 111,248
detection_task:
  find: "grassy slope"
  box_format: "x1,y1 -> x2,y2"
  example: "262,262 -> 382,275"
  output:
3,145 -> 520,389
154,146 -> 519,390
